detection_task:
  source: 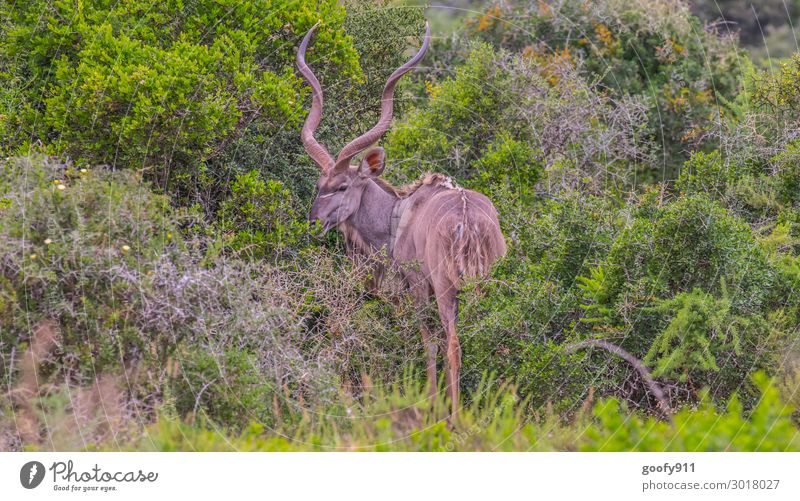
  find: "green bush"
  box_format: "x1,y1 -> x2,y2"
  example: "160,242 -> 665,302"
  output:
676,151 -> 732,199
172,346 -> 282,429
216,170 -> 311,261
774,141 -> 800,207
720,55 -> 800,180
385,42 -> 649,192
643,286 -> 767,380
0,156 -> 180,375
582,373 -> 800,451
468,0 -> 744,177
473,133 -> 544,201
0,1 -> 357,171
567,192 -> 782,407
0,156 -> 413,432
602,193 -> 773,315
459,192 -> 617,407
0,0 -> 427,216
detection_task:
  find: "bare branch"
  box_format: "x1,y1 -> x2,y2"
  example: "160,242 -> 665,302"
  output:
564,339 -> 672,420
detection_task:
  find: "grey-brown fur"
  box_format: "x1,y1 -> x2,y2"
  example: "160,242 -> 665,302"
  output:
297,23 -> 506,415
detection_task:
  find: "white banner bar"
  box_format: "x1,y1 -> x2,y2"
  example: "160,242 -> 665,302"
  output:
2,452 -> 798,500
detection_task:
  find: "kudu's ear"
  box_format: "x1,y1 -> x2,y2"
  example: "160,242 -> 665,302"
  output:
359,147 -> 386,177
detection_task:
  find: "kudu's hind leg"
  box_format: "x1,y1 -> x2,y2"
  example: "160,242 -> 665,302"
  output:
420,323 -> 438,401
436,288 -> 461,417
411,282 -> 438,401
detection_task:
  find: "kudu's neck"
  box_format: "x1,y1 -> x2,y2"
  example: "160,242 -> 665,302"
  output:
340,179 -> 397,255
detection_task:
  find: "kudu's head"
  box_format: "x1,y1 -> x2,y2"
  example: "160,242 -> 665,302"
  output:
297,22 -> 430,232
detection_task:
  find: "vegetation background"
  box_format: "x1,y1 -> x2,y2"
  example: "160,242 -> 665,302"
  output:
1,0 -> 800,451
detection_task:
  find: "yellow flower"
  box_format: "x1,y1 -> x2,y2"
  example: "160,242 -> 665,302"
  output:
121,245 -> 131,252
595,23 -> 614,49
30,254 -> 37,260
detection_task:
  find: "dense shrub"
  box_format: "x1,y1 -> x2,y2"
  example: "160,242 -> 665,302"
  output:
569,192 -> 784,407
215,170 -> 311,261
0,156 -> 422,434
456,181 -> 790,413
468,0 -> 744,178
601,193 -> 773,313
385,42 -> 651,193
456,179 -> 792,414
0,1 -> 356,176
682,57 -> 800,319
0,0 -> 426,215
718,55 -> 800,179
458,192 -> 618,408
643,287 -> 768,379
0,157 -> 181,374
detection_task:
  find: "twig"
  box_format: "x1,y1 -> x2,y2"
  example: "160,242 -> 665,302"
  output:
564,339 -> 672,420
191,378 -> 217,425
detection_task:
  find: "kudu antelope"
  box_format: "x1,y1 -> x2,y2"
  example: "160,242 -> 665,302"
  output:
298,23 -> 506,415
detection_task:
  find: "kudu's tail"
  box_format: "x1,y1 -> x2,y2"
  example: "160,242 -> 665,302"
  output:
440,191 -> 506,286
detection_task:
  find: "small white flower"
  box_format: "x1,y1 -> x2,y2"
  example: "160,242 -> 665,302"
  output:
56,184 -> 66,190
44,238 -> 52,245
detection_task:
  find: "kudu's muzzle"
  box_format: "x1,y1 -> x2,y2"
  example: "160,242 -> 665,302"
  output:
308,204 -> 333,233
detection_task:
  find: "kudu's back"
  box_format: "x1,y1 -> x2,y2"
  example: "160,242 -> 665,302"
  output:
394,182 -> 506,291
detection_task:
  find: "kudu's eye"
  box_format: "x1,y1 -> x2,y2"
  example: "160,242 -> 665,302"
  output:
318,186 -> 346,199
